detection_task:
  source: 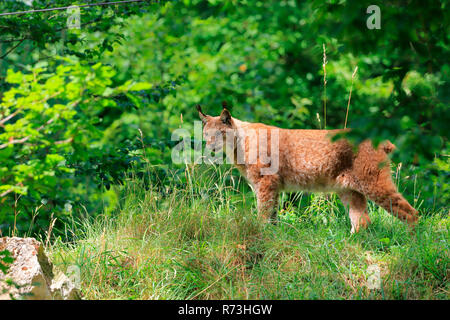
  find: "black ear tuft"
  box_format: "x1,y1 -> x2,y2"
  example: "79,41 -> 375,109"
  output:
221,101 -> 232,110
196,104 -> 208,123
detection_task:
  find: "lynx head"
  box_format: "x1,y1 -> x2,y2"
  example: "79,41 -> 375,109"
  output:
197,101 -> 235,151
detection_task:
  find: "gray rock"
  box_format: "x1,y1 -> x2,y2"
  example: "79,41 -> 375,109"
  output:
0,237 -> 81,300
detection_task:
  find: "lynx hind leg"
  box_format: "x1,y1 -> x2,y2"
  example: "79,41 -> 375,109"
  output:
348,140 -> 418,228
338,191 -> 371,234
340,173 -> 418,228
367,188 -> 418,226
358,161 -> 418,226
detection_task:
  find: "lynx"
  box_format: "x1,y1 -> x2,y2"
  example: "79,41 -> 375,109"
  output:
197,103 -> 418,233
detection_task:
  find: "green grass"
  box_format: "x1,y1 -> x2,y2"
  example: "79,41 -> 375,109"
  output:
46,165 -> 449,300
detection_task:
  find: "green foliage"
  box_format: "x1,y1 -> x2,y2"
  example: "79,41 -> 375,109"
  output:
0,0 -> 163,80
0,57 -> 158,233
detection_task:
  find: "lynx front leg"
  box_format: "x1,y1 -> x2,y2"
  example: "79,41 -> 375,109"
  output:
256,189 -> 279,223
338,191 -> 371,234
255,176 -> 280,223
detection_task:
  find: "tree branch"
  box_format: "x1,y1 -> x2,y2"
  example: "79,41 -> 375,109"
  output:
0,108 -> 23,127
0,188 -> 14,198
0,38 -> 26,60
0,117 -> 56,150
54,137 -> 73,145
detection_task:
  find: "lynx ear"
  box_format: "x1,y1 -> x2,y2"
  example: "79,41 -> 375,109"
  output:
220,108 -> 232,125
196,104 -> 208,123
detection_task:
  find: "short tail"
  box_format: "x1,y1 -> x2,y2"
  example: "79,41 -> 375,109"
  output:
382,140 -> 396,154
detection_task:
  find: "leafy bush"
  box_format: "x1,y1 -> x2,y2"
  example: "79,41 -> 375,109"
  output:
0,58 -> 156,233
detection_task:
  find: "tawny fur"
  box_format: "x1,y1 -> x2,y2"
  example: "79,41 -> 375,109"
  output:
198,105 -> 418,233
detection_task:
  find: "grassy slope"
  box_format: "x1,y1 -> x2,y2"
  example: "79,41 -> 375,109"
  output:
47,166 -> 449,300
